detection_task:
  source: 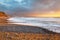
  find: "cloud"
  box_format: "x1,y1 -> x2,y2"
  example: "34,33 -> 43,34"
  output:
14,0 -> 23,2
0,0 -> 34,10
0,0 -> 60,15
32,0 -> 54,11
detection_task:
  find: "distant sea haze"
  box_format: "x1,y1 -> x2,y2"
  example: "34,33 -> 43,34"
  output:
7,17 -> 60,33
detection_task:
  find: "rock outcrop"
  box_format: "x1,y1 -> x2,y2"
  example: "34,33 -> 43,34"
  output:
0,12 -> 9,23
0,12 -> 8,17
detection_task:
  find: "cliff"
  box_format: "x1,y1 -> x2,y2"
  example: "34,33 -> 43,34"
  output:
0,12 -> 9,23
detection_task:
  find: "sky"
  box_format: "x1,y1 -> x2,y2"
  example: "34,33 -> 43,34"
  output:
0,0 -> 60,16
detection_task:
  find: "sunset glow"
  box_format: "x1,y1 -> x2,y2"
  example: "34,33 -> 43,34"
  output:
27,12 -> 60,17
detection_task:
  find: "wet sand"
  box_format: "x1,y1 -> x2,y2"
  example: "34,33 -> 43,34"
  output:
0,22 -> 57,34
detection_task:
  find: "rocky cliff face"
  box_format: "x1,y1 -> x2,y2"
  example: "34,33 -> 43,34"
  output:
0,12 -> 8,17
0,12 -> 9,23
